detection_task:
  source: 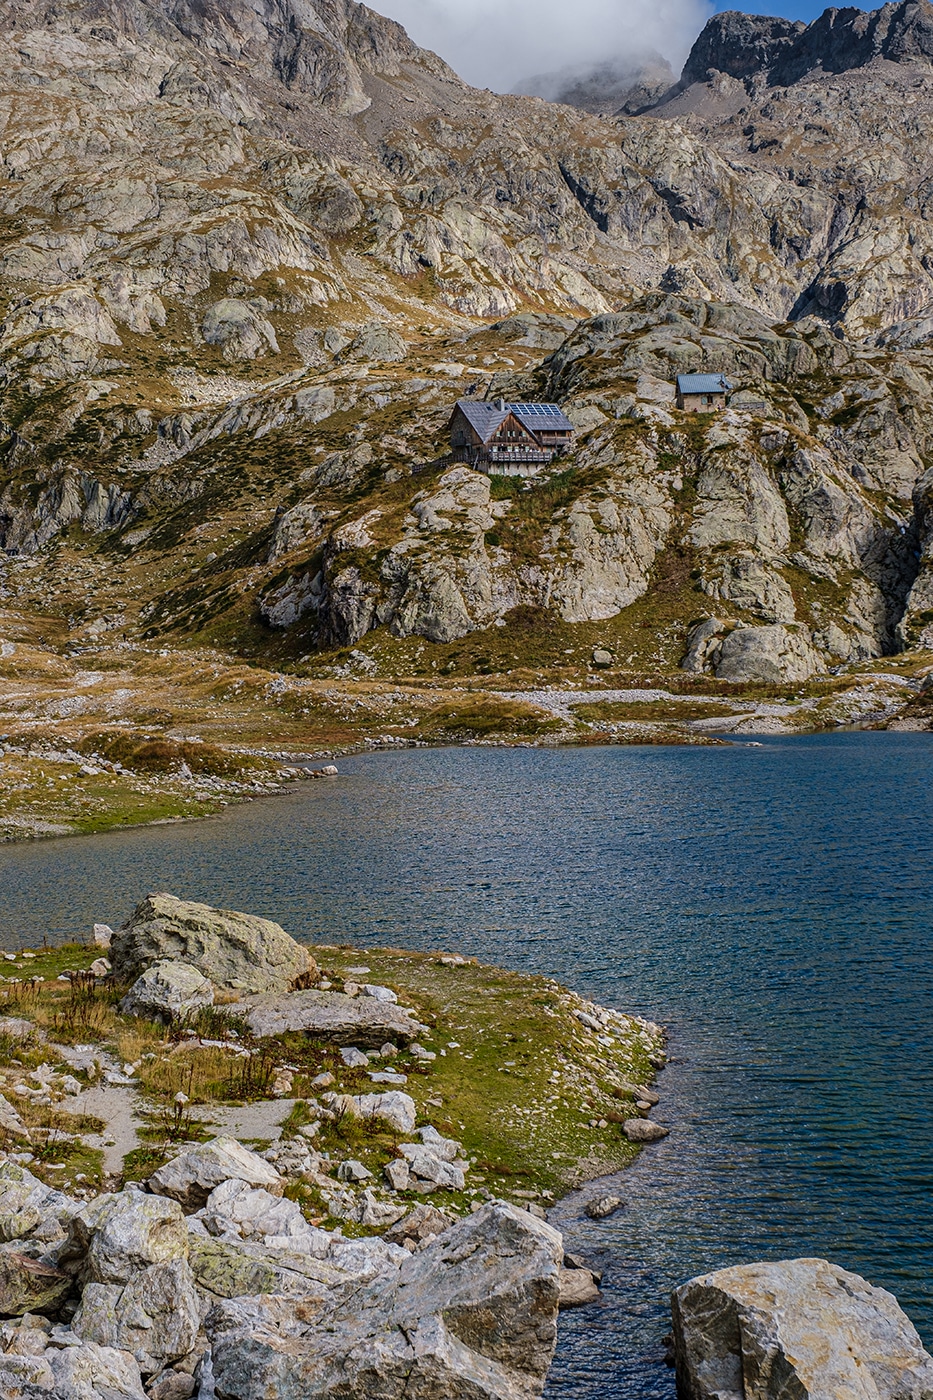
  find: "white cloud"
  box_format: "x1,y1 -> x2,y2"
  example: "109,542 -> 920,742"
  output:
370,0 -> 713,92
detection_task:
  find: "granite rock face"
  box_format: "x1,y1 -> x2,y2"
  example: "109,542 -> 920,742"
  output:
206,1202 -> 563,1400
110,894 -> 315,994
0,0 -> 931,675
672,1257 -> 933,1400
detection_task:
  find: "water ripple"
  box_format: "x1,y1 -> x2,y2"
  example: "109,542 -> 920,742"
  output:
1,732 -> 930,1398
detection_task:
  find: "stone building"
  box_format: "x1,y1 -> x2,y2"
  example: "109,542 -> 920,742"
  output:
676,373 -> 733,412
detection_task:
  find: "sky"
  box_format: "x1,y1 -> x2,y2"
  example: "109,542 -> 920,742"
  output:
372,0 -> 867,92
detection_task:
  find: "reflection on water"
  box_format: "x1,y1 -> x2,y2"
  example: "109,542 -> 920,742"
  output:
1,733 -> 931,1399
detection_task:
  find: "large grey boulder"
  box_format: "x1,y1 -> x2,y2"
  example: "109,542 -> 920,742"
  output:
72,1257 -> 201,1375
118,959 -> 214,1024
207,1202 -> 563,1400
70,1191 -> 189,1285
110,894 -> 315,995
148,1138 -> 284,1210
672,1258 -> 933,1400
243,988 -> 419,1045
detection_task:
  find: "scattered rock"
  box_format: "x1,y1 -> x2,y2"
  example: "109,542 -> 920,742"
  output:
354,1091 -> 417,1135
558,1265 -> 601,1308
92,924 -> 114,949
336,1160 -> 371,1183
591,647 -> 614,668
340,1046 -> 370,1068
383,1159 -> 411,1191
362,983 -> 397,1003
243,989 -> 419,1045
672,1258 -> 933,1400
584,1194 -> 623,1220
118,960 -> 214,1024
110,893 -> 315,995
623,1119 -> 669,1143
148,1138 -> 283,1211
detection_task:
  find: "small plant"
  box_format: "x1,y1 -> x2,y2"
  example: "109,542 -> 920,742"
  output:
51,972 -> 111,1041
174,1004 -> 248,1042
230,1046 -> 277,1100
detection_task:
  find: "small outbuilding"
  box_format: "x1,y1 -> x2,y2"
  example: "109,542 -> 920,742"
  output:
448,398 -> 574,476
675,373 -> 733,412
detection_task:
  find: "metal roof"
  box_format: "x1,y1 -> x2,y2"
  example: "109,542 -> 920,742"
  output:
454,399 -> 573,443
676,374 -> 733,395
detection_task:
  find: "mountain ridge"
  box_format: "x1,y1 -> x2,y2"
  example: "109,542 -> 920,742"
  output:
0,0 -> 930,784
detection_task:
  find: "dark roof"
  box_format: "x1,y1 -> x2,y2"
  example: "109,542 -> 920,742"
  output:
676,374 -> 733,395
512,403 -> 574,433
454,400 -> 573,444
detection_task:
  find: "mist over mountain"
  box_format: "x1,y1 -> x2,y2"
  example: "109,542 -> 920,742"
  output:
369,0 -> 709,91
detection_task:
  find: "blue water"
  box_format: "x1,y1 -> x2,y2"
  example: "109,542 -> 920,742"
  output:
1,732 -> 931,1397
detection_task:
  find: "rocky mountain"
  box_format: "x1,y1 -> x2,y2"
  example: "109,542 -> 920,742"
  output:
0,0 -> 932,697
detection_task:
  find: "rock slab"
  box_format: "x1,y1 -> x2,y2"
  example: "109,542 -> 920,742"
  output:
244,988 -> 419,1045
672,1257 -> 933,1400
110,893 -> 315,994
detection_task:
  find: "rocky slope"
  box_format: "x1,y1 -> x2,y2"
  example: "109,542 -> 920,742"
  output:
0,0 -> 931,721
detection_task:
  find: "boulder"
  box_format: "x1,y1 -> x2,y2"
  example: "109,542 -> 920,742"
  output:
0,1243 -> 71,1316
110,893 -> 314,995
46,1338 -> 147,1399
70,1191 -> 189,1285
118,960 -> 214,1023
584,1194 -> 623,1220
672,1258 -> 933,1400
714,623 -> 822,683
207,1203 -> 562,1400
148,1138 -> 283,1210
72,1257 -> 201,1375
354,1091 -> 417,1135
243,988 -> 419,1045
92,923 -> 114,949
558,1265 -> 601,1308
623,1119 -> 669,1143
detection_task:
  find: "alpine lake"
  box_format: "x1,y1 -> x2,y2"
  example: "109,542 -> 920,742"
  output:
1,731 -> 930,1400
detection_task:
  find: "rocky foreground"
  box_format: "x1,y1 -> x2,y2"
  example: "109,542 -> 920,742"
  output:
1,895 -> 931,1398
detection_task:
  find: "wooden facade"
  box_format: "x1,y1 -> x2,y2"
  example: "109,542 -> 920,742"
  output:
448,398 -> 574,475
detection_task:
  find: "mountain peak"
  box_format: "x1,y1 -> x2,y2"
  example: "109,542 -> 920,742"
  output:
677,0 -> 933,91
